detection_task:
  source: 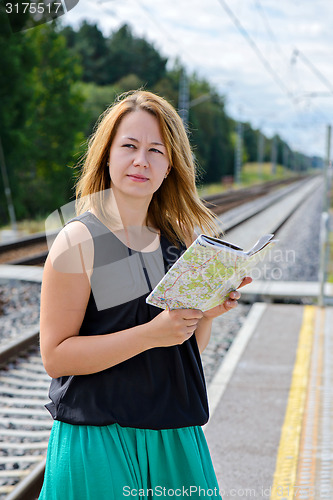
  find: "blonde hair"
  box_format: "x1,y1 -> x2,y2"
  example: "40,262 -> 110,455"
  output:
75,90 -> 220,246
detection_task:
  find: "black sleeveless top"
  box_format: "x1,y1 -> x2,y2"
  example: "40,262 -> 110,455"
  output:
45,212 -> 209,429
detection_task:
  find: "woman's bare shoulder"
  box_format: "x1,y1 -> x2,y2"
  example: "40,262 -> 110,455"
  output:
46,220 -> 94,275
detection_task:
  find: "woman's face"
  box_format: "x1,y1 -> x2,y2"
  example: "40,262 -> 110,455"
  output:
108,110 -> 170,202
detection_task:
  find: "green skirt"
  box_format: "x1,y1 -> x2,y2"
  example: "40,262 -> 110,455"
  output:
39,421 -> 222,499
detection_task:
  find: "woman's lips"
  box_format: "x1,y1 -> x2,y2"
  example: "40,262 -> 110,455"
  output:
127,175 -> 149,182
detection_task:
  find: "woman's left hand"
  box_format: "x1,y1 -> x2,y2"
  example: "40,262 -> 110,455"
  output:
202,276 -> 252,320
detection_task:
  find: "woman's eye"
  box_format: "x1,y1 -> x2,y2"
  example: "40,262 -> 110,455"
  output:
121,144 -> 163,154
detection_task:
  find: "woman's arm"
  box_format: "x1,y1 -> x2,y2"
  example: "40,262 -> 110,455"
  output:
40,221 -> 146,378
40,222 -> 203,378
194,316 -> 213,353
194,289 -> 242,353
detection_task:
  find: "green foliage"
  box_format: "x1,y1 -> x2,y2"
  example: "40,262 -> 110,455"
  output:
188,86 -> 233,183
106,24 -> 167,86
22,24 -> 86,215
59,22 -> 168,88
0,18 -> 318,227
62,22 -> 110,85
116,74 -> 145,93
77,82 -> 121,136
0,13 -> 36,222
0,20 -> 87,222
242,123 -> 258,162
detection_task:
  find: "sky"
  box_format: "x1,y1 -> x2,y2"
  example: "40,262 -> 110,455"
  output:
62,0 -> 333,159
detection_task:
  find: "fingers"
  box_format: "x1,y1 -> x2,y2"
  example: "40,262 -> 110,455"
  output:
186,326 -> 197,335
170,308 -> 203,320
184,309 -> 204,319
185,321 -> 200,329
165,308 -> 202,335
237,276 -> 252,289
224,277 -> 252,309
183,316 -> 202,332
224,298 -> 238,310
224,290 -> 241,310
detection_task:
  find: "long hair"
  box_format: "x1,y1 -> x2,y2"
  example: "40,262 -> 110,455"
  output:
75,90 -> 221,246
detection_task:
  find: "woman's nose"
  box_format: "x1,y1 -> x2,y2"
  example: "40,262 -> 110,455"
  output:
133,148 -> 148,167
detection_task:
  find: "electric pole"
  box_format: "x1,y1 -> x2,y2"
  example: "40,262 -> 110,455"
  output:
271,134 -> 277,176
0,136 -> 17,232
234,120 -> 243,184
283,144 -> 289,172
257,130 -> 264,181
178,69 -> 189,129
323,124 -> 332,212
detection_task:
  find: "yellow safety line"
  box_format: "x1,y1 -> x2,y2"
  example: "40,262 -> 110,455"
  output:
295,307 -> 323,499
270,306 -> 316,500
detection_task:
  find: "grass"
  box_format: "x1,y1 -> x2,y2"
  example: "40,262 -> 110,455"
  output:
197,162 -> 298,198
241,162 -> 294,184
0,218 -> 45,236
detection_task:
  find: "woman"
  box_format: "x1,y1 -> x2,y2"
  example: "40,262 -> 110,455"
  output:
39,90 -> 251,499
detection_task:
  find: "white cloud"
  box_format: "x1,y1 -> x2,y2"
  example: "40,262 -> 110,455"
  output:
63,0 -> 333,157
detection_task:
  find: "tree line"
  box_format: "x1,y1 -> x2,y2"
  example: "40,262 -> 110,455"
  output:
0,12 -> 320,225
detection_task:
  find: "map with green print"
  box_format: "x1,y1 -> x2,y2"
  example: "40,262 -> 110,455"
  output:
146,233 -> 275,311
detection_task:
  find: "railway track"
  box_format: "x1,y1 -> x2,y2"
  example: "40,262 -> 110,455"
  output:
201,176 -> 304,215
0,330 -> 51,500
0,176 -> 306,266
0,174 -> 321,499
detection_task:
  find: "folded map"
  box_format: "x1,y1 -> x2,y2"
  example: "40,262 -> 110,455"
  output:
146,233 -> 276,311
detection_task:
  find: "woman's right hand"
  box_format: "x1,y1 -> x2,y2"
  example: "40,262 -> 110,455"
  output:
146,308 -> 204,348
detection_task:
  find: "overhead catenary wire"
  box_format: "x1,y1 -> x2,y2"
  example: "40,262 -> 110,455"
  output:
254,0 -> 290,64
93,0 -> 199,72
292,48 -> 333,97
132,0 -> 198,68
250,1 -> 332,148
215,0 -> 297,107
213,0 -> 307,155
252,1 -> 313,118
250,0 -> 331,145
253,0 -> 310,106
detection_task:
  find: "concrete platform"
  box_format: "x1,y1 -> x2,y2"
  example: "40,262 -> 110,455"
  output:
240,280 -> 333,304
0,265 -> 43,283
204,303 -> 333,499
222,176 -> 322,248
219,176 -> 320,235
